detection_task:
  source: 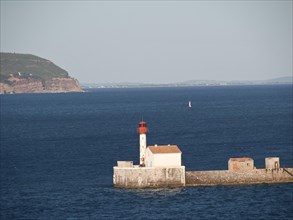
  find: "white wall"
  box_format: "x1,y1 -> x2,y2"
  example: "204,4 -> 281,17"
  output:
145,148 -> 181,167
145,148 -> 154,167
154,153 -> 181,167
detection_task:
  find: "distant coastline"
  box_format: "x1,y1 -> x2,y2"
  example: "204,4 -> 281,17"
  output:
81,76 -> 292,89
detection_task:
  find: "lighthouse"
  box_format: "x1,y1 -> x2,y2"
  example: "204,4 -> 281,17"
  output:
114,121 -> 186,188
138,121 -> 148,166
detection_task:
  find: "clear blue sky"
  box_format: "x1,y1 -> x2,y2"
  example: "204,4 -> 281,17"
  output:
1,1 -> 292,83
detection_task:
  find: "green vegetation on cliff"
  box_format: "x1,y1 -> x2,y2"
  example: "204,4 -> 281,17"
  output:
0,52 -> 69,83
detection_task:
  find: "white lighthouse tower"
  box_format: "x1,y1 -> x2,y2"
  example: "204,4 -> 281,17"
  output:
138,121 -> 148,166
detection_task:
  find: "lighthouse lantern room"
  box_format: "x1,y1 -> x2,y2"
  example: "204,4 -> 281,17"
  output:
138,121 -> 148,166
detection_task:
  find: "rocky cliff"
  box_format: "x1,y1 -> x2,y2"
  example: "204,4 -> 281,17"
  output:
0,53 -> 83,94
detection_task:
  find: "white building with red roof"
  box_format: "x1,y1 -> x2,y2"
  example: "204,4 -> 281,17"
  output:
145,145 -> 182,167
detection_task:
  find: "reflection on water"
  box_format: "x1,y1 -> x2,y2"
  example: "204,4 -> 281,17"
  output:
118,187 -> 186,198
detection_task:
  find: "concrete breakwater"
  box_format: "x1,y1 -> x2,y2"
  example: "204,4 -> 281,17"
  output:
113,149 -> 293,188
186,168 -> 293,186
113,121 -> 293,188
113,166 -> 185,188
113,166 -> 293,188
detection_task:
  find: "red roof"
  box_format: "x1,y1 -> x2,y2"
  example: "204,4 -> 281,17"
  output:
229,158 -> 253,162
148,145 -> 181,154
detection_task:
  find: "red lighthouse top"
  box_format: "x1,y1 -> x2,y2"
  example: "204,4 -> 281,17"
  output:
138,121 -> 148,134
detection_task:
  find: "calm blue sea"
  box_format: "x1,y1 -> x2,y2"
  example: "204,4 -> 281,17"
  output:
1,85 -> 292,219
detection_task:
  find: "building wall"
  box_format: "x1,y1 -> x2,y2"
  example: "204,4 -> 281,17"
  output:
145,148 -> 181,167
186,168 -> 293,186
117,161 -> 133,168
153,153 -> 181,167
113,166 -> 186,188
228,159 -> 254,171
265,157 -> 280,169
145,148 -> 154,167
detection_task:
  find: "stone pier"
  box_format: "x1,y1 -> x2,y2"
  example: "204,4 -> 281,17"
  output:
113,166 -> 186,188
186,168 -> 293,186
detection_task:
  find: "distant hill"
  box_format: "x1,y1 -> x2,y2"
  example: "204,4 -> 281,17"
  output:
264,76 -> 292,84
0,53 -> 83,94
0,53 -> 69,82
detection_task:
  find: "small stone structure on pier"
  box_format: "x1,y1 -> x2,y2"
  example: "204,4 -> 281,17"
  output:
265,157 -> 280,169
228,157 -> 254,171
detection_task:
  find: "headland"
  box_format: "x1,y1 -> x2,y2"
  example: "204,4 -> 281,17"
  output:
0,53 -> 83,94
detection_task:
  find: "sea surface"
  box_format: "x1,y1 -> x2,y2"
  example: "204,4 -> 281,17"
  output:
1,85 -> 292,219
